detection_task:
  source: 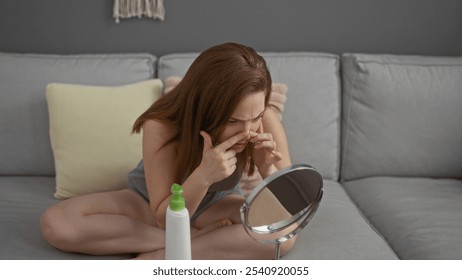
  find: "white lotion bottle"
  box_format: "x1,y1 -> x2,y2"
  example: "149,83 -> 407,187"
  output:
165,183 -> 192,260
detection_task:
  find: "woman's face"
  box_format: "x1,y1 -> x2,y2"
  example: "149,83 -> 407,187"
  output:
218,91 -> 266,153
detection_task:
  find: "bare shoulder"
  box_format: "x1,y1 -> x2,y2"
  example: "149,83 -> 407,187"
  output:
142,119 -> 177,140
142,119 -> 178,152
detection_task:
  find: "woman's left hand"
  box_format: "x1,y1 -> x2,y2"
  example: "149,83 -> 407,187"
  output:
250,124 -> 283,176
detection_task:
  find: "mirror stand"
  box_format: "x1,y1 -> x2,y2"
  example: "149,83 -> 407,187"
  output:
275,241 -> 282,260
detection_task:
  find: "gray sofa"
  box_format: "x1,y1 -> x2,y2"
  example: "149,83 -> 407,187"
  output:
1,51 -> 461,260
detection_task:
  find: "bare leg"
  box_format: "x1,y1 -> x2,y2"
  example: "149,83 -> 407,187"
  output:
134,219 -> 234,260
40,189 -> 165,255
191,224 -> 277,259
135,195 -> 296,260
41,190 -> 294,259
193,194 -> 246,228
135,223 -> 294,260
191,219 -> 233,238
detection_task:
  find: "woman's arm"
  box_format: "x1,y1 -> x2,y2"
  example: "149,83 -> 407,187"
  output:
262,106 -> 292,169
142,121 -> 249,229
250,106 -> 292,178
142,120 -> 209,229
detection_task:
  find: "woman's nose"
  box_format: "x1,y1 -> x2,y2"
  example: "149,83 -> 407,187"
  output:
243,121 -> 252,133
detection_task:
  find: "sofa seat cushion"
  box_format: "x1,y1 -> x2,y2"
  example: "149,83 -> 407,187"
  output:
343,177 -> 462,259
0,177 -> 397,259
0,52 -> 156,176
284,180 -> 397,259
158,52 -> 341,181
0,176 -> 130,259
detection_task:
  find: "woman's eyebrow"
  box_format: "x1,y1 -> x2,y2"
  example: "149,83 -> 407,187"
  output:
230,111 -> 265,121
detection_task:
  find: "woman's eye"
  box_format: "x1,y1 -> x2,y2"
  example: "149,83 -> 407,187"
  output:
228,120 -> 239,124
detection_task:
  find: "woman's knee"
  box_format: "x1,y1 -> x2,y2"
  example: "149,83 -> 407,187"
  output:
40,204 -> 85,250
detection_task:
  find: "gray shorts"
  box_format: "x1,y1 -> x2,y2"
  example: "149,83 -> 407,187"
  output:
127,161 -> 242,222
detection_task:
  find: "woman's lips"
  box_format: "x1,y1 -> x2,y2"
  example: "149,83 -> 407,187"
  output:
233,141 -> 248,150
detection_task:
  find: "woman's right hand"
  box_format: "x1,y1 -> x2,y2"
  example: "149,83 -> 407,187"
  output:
197,130 -> 248,185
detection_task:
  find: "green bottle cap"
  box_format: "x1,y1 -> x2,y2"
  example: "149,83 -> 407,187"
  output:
169,183 -> 186,211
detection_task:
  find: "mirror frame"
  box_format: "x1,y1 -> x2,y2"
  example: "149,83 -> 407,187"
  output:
240,164 -> 324,245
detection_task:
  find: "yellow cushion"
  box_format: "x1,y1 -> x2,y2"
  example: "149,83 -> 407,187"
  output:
46,80 -> 163,199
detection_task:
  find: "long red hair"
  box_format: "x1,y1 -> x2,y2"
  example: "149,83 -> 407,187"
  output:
133,42 -> 272,182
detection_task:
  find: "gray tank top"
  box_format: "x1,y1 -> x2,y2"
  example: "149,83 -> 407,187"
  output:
127,160 -> 241,196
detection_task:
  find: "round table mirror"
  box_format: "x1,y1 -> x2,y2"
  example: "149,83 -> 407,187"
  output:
240,164 -> 323,259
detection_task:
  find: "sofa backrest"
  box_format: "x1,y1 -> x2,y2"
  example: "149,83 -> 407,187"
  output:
341,53 -> 462,181
159,52 -> 341,180
0,53 -> 156,176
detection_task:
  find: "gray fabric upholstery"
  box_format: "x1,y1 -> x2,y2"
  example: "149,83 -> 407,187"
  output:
341,53 -> 462,181
0,176 -> 129,259
0,177 -> 397,260
284,180 -> 397,259
159,52 -> 341,180
0,53 -> 156,176
343,177 -> 462,259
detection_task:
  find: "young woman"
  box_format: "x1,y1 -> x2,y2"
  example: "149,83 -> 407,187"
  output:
40,42 -> 293,259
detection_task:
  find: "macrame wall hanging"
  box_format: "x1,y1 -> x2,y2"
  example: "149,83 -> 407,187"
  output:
113,0 -> 165,23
